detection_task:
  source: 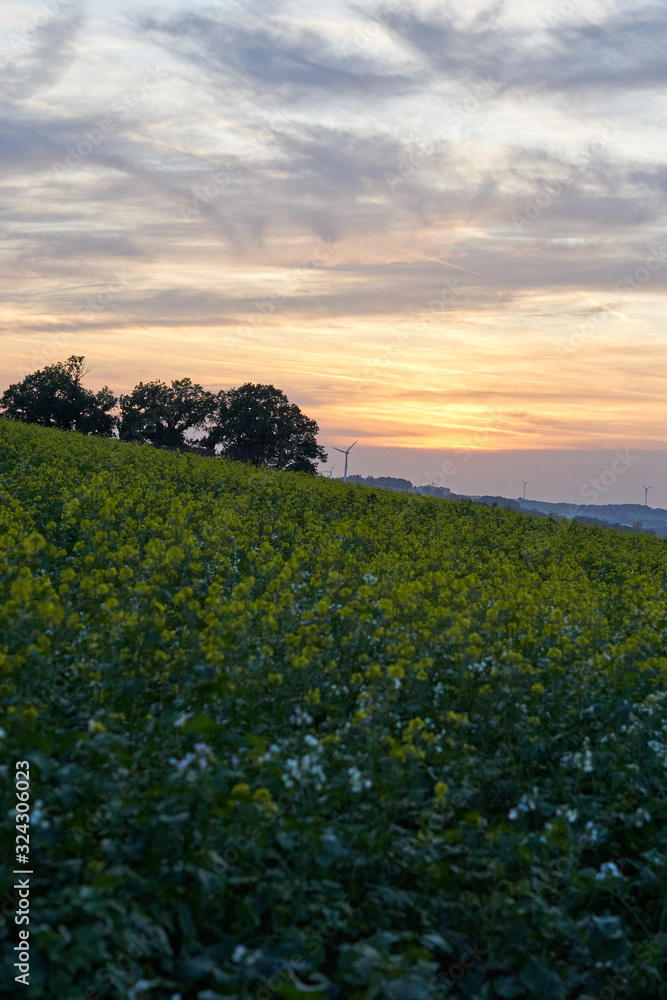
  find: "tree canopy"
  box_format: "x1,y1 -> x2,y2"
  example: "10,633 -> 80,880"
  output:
119,378 -> 214,447
204,383 -> 327,473
0,356 -> 117,436
1,361 -> 327,474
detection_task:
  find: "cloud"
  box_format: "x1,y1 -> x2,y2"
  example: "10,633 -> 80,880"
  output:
2,0 -> 667,388
1,1 -> 86,104
380,2 -> 667,93
0,116 -> 62,172
138,9 -> 416,101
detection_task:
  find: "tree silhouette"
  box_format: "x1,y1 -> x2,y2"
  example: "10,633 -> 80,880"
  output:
0,356 -> 117,435
119,378 -> 215,447
204,383 -> 327,473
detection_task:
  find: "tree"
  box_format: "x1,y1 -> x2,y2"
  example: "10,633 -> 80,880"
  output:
0,356 -> 117,435
119,377 -> 215,447
204,383 -> 327,474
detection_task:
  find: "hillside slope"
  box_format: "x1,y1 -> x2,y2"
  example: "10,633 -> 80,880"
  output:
1,420 -> 666,999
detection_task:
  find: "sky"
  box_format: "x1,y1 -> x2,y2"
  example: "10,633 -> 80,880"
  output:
2,0 -> 667,503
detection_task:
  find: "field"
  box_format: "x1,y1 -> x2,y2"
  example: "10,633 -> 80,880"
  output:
1,418 -> 666,1000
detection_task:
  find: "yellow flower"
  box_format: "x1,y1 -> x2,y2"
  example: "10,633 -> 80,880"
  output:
252,787 -> 278,813
434,782 -> 448,806
447,711 -> 469,726
25,532 -> 46,552
387,664 -> 405,679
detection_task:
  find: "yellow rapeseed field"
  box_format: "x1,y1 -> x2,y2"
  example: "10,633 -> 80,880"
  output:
1,419 -> 666,999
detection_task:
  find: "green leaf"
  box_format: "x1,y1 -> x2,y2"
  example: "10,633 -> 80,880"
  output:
495,976 -> 523,998
519,959 -> 566,999
184,714 -> 218,735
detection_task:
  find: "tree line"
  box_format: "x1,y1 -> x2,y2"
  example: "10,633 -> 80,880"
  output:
0,356 -> 327,474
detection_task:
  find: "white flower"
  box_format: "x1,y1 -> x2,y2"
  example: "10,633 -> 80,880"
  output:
584,821 -> 606,844
362,573 -> 378,584
290,705 -> 313,725
193,742 -> 212,768
282,750 -> 326,789
566,809 -> 578,823
648,740 -> 667,767
596,861 -> 623,880
31,799 -> 49,829
171,743 -> 212,774
508,808 -> 519,820
561,740 -> 594,772
174,712 -> 192,728
0,727 -> 6,739
257,743 -> 281,765
171,752 -> 196,774
128,980 -> 160,998
231,945 -> 260,965
348,766 -> 372,792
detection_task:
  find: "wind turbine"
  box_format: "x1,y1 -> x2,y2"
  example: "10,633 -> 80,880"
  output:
642,484 -> 653,507
331,441 -> 357,482
327,464 -> 336,479
522,480 -> 529,500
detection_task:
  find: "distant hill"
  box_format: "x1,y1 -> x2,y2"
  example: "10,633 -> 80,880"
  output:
414,484 -> 452,499
332,473 -> 667,535
347,474 -> 414,492
513,499 -> 665,536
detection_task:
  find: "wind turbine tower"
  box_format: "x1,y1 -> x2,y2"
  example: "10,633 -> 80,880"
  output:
522,480 -> 529,500
331,441 -> 357,482
642,484 -> 653,507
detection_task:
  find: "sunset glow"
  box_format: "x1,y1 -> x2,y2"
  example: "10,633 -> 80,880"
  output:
3,0 -> 667,500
